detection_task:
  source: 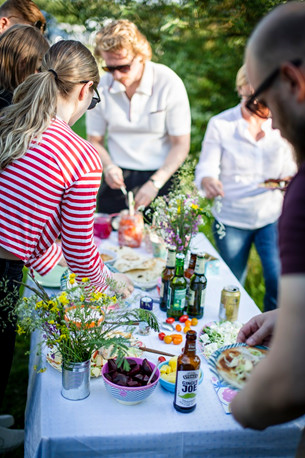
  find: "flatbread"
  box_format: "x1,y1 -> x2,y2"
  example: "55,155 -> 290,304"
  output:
114,256 -> 156,273
216,345 -> 267,389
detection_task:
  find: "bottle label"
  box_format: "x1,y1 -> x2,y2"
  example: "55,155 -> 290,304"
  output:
188,289 -> 195,306
194,257 -> 205,275
175,370 -> 199,409
172,288 -> 186,310
167,250 -> 176,268
200,289 -> 206,306
160,282 -> 164,299
166,286 -> 172,310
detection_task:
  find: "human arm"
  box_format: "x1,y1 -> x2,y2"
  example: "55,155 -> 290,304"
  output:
25,242 -> 62,275
194,117 -> 224,197
134,133 -> 190,209
60,170 -> 132,296
231,274 -> 305,429
236,309 -> 278,347
87,134 -> 125,190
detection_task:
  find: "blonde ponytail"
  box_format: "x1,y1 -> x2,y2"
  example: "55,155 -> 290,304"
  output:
0,40 -> 99,170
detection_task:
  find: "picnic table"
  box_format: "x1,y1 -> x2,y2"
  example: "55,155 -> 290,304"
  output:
24,232 -> 305,458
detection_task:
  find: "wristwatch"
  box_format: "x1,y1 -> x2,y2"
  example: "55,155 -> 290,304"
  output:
149,178 -> 163,190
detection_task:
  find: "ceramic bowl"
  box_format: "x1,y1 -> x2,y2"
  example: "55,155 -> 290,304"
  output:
158,360 -> 204,393
101,357 -> 160,405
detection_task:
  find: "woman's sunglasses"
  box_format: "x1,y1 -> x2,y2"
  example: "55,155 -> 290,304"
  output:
80,81 -> 101,110
7,16 -> 46,33
102,56 -> 135,74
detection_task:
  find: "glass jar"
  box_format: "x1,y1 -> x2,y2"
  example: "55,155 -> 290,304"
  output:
118,210 -> 144,248
93,213 -> 112,239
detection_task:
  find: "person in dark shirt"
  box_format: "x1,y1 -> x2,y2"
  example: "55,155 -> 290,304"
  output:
0,24 -> 49,110
230,1 -> 305,430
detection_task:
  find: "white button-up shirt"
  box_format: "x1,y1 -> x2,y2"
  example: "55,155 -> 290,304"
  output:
195,104 -> 297,229
86,61 -> 191,171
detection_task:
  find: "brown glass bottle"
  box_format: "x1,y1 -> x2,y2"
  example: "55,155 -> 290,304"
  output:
187,254 -> 207,319
184,253 -> 197,284
174,330 -> 201,413
159,247 -> 176,312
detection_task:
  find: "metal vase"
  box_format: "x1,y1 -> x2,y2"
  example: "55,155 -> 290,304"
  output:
61,359 -> 90,401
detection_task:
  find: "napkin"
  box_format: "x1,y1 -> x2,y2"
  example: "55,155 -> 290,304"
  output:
210,375 -> 238,414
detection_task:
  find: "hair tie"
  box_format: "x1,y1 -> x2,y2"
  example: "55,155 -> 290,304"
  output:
48,69 -> 58,82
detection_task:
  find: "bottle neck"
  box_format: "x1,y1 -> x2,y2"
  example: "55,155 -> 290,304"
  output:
194,257 -> 205,275
175,257 -> 185,276
166,249 -> 176,268
184,337 -> 197,354
188,254 -> 197,269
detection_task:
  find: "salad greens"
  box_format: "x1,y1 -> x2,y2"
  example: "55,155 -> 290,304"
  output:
199,321 -> 242,358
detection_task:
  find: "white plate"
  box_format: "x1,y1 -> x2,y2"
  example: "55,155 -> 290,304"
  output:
33,265 -> 67,288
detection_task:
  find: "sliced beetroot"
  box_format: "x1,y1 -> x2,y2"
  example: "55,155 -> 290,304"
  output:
127,379 -> 140,387
128,363 -> 141,376
141,358 -> 153,375
113,373 -> 129,386
107,359 -> 117,372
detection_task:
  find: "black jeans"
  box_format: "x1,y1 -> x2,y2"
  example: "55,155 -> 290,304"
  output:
97,168 -> 174,214
0,258 -> 24,407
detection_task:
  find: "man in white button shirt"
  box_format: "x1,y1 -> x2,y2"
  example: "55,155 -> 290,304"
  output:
195,65 -> 296,312
86,19 -> 191,213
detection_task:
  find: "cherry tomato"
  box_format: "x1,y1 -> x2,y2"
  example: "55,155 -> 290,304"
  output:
191,317 -> 198,326
184,326 -> 191,334
184,319 -> 192,328
175,324 -> 182,332
166,317 -> 175,324
170,333 -> 181,339
158,332 -> 166,341
158,356 -> 166,363
179,315 -> 189,323
173,336 -> 183,345
164,335 -> 173,344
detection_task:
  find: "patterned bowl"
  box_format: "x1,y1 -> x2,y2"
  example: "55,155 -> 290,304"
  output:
158,360 -> 204,393
101,357 -> 160,405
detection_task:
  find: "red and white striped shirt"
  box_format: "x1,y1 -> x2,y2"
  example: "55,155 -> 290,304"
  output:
0,117 -> 111,289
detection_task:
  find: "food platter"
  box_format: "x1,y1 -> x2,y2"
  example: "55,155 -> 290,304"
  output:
208,343 -> 268,390
258,179 -> 288,190
199,321 -> 242,359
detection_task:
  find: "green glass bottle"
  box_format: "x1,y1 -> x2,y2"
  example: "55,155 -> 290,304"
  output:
167,253 -> 187,320
160,247 -> 176,312
187,254 -> 207,319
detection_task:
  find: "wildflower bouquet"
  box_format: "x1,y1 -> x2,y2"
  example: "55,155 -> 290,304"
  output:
150,161 -> 213,254
16,274 -> 159,367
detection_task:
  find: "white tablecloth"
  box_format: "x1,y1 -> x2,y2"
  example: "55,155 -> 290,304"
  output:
24,233 -> 305,458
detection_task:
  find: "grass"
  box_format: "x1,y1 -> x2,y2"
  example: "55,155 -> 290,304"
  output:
0,117 -> 265,457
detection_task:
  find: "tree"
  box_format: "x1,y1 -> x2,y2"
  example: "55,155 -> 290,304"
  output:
37,0 -> 287,156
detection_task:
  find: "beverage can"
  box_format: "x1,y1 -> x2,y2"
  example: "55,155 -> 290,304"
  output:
139,296 -> 153,335
219,285 -> 241,322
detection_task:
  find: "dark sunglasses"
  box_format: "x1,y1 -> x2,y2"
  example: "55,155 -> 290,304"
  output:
102,56 -> 135,74
80,81 -> 101,110
246,58 -> 302,119
34,20 -> 46,33
7,16 -> 46,33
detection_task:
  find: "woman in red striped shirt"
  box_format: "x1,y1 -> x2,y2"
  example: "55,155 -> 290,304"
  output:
0,40 -> 133,414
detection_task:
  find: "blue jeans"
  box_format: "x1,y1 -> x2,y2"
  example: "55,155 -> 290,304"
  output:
213,221 -> 280,312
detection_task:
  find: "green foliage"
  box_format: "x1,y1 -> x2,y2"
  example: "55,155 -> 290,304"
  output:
37,0 -> 286,156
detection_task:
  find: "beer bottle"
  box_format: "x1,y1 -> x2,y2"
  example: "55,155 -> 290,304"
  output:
174,330 -> 201,413
160,247 -> 176,312
167,253 -> 187,320
184,252 -> 197,292
187,254 -> 207,319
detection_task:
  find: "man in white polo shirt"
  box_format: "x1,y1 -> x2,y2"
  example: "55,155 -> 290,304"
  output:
86,19 -> 191,213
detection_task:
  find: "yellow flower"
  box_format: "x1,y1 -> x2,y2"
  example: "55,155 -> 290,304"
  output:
81,277 -> 90,283
17,324 -> 25,335
191,204 -> 199,210
49,320 -> 55,325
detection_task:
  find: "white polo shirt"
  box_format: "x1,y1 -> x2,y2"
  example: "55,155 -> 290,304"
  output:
86,60 -> 191,171
195,104 -> 297,230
